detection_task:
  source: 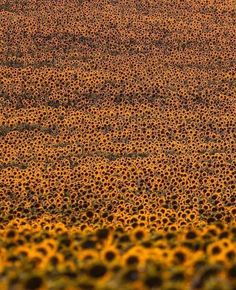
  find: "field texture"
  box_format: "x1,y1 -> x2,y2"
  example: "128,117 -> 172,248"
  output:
0,0 -> 236,289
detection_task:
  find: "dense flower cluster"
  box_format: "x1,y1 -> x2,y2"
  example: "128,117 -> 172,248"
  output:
0,0 -> 235,289
1,221 -> 236,290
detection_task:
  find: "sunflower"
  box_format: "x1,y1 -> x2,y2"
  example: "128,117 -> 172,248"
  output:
101,245 -> 120,265
121,246 -> 147,268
